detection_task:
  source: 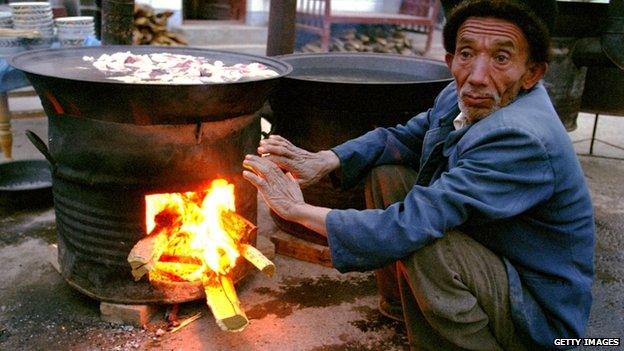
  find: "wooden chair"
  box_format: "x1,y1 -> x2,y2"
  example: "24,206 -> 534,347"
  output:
295,0 -> 440,53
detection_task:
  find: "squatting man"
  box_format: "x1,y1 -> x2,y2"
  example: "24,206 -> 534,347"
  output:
242,0 -> 595,349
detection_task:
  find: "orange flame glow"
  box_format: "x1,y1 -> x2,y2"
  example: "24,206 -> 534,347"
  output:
144,179 -> 239,281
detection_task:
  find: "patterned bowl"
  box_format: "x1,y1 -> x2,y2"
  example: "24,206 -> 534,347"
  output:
0,12 -> 13,28
21,36 -> 54,50
13,19 -> 54,26
57,26 -> 93,33
11,12 -> 53,20
9,2 -> 52,10
58,33 -> 94,40
0,36 -> 27,56
10,9 -> 52,15
55,16 -> 94,26
10,7 -> 52,17
59,38 -> 85,47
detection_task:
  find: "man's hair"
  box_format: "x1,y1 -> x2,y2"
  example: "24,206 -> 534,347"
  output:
443,0 -> 552,63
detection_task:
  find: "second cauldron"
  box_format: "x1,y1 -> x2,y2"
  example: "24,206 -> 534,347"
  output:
267,53 -> 453,244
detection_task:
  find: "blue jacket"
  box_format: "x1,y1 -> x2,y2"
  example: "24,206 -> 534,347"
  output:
326,82 -> 595,348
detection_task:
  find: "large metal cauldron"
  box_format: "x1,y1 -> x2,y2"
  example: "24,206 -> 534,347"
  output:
10,46 -> 292,303
10,46 -> 291,124
268,53 -> 452,244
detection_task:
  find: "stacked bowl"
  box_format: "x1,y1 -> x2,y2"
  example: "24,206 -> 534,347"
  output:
0,11 -> 14,28
55,16 -> 94,47
9,2 -> 54,37
0,11 -> 23,57
9,2 -> 55,49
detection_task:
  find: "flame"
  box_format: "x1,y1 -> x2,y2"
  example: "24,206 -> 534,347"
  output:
144,179 -> 240,281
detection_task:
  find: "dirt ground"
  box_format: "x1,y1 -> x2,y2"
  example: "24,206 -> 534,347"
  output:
0,197 -> 409,351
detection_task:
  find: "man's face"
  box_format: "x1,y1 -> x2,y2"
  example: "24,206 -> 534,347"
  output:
445,17 -> 545,123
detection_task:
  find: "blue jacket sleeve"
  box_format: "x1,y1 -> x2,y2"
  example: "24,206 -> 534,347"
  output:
330,110 -> 430,190
326,125 -> 556,272
329,82 -> 459,190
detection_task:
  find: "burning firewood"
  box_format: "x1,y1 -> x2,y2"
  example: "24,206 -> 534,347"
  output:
221,209 -> 256,242
127,227 -> 170,280
203,274 -> 249,332
127,211 -> 181,280
127,180 -> 276,332
220,210 -> 275,276
240,244 -> 275,277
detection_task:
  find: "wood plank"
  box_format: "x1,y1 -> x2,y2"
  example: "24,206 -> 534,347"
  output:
270,230 -> 332,267
203,274 -> 248,331
240,244 -> 275,277
127,226 -> 171,281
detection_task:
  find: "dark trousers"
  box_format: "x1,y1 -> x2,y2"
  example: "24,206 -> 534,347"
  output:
364,165 -> 527,350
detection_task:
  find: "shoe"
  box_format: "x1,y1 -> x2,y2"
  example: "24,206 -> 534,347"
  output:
378,298 -> 405,322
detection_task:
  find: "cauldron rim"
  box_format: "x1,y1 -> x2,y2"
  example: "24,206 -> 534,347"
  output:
276,52 -> 453,86
8,45 -> 293,86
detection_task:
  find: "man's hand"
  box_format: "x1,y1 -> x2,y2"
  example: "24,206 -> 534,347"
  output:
257,135 -> 340,188
242,154 -> 305,222
242,154 -> 331,236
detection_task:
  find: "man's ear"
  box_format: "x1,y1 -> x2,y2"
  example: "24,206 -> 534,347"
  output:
445,53 -> 454,71
522,62 -> 548,90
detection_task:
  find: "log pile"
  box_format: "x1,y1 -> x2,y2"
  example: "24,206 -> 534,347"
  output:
133,4 -> 187,46
301,27 -> 422,55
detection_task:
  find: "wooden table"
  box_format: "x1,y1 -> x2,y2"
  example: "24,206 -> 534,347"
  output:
1,53 -> 29,159
0,60 -> 30,160
0,91 -> 13,159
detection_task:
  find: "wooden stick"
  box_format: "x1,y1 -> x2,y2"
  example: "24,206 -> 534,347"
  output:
169,312 -> 203,333
127,225 -> 170,281
128,211 -> 182,280
240,244 -> 275,277
220,210 -> 256,242
203,275 -> 248,332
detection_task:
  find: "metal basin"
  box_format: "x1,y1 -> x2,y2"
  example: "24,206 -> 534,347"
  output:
9,46 -> 292,125
0,160 -> 52,209
268,53 -> 453,243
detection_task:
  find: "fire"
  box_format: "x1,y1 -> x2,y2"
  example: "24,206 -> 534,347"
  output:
144,179 -> 239,280
129,179 -> 275,332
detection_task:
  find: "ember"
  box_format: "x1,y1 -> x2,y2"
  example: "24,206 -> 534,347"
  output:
127,179 -> 274,332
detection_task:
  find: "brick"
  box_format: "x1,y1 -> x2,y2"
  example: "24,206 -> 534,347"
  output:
100,302 -> 158,327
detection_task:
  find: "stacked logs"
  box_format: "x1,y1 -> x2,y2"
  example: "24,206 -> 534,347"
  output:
133,4 -> 187,46
301,27 -> 422,55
